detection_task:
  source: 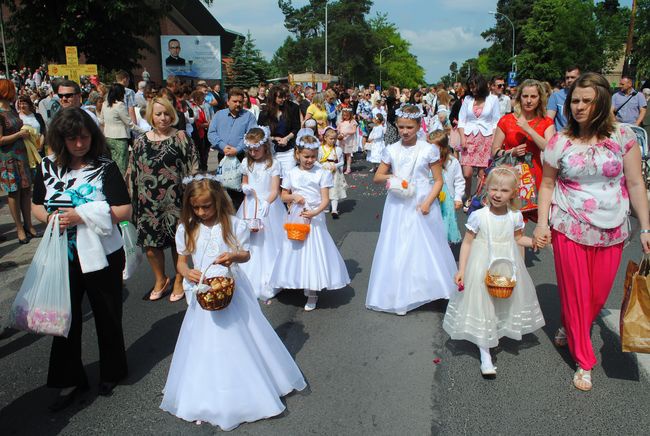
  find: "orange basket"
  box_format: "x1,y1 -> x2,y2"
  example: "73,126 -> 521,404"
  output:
284,223 -> 311,241
485,272 -> 516,298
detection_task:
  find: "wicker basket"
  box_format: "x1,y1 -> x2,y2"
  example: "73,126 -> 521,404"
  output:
485,273 -> 516,298
284,223 -> 311,241
196,275 -> 235,310
484,258 -> 516,299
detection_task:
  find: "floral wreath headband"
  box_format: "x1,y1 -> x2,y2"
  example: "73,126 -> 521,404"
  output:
296,134 -> 320,149
243,125 -> 271,149
182,173 -> 220,185
395,105 -> 423,119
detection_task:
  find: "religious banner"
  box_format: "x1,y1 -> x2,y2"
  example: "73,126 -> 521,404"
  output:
160,35 -> 221,80
47,46 -> 98,84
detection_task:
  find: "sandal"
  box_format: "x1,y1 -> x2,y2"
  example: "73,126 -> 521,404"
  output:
145,277 -> 170,301
554,327 -> 568,347
573,368 -> 592,391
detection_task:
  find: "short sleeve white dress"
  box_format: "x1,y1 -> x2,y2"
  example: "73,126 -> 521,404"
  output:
269,165 -> 351,293
236,158 -> 285,300
160,217 -> 307,430
366,140 -> 457,314
443,208 -> 545,348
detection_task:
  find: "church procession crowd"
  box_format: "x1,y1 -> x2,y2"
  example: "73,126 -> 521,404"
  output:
1,59 -> 650,430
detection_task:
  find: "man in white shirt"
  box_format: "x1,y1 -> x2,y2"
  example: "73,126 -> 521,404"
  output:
490,75 -> 511,116
135,81 -> 147,108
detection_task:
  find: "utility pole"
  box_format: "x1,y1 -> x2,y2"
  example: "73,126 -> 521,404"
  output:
623,0 -> 637,77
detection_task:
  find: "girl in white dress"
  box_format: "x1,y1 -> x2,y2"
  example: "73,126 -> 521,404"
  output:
318,127 -> 347,218
237,127 -> 285,302
269,134 -> 351,311
161,175 -> 306,430
366,105 -> 457,315
366,113 -> 386,172
443,167 -> 545,378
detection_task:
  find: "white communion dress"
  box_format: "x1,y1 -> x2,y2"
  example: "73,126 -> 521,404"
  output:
269,165 -> 350,293
366,140 -> 457,314
443,208 -> 545,349
160,218 -> 307,430
236,158 -> 285,300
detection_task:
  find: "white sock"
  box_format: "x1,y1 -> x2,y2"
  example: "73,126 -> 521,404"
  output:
479,346 -> 493,367
331,200 -> 339,213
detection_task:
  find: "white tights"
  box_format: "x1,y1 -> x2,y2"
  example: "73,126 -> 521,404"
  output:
331,200 -> 339,213
479,346 -> 493,368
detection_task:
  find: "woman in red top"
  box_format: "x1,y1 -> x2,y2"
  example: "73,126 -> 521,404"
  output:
491,79 -> 555,220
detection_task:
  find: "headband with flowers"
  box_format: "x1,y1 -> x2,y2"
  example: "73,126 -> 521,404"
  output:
296,134 -> 320,149
182,173 -> 221,185
243,125 -> 270,149
395,105 -> 424,119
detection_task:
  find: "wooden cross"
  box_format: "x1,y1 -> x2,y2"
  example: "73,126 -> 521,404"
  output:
47,46 -> 98,84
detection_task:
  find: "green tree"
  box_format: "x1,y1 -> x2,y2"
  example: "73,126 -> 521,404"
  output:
227,36 -> 258,89
517,0 -> 605,82
5,0 -> 214,71
368,13 -> 424,89
594,0 -> 630,73
634,0 -> 650,78
481,0 -> 534,75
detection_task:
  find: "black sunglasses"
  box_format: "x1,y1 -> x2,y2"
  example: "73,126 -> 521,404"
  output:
496,84 -> 505,88
58,92 -> 78,99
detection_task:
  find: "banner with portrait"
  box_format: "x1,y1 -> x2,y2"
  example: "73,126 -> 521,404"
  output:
160,35 -> 221,80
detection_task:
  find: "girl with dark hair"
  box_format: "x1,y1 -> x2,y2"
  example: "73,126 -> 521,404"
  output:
31,107 -> 132,410
257,85 -> 301,177
458,73 -> 501,206
99,83 -> 144,176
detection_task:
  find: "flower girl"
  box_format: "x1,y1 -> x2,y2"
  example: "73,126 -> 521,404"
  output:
428,130 -> 464,244
443,166 -> 545,378
366,113 -> 386,172
269,134 -> 350,311
237,127 -> 285,302
318,127 -> 347,218
160,175 -> 306,429
366,104 -> 457,315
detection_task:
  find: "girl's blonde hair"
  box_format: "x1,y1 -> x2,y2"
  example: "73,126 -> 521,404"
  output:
294,134 -> 319,162
244,127 -> 273,171
322,127 -> 337,142
428,130 -> 450,165
484,166 -> 521,210
180,177 -> 236,254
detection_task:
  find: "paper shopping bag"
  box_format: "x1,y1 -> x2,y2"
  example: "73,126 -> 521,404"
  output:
620,255 -> 650,353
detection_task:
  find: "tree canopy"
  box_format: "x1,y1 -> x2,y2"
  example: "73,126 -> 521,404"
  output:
227,32 -> 270,89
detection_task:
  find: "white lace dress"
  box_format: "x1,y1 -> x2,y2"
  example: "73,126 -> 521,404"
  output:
236,158 -> 285,300
160,218 -> 307,430
442,208 -> 545,348
366,140 -> 457,314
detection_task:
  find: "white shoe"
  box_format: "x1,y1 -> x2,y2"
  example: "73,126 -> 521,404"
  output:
396,310 -> 407,316
480,363 -> 497,378
304,295 -> 318,311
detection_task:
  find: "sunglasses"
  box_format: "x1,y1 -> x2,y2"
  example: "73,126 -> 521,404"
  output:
496,84 -> 505,88
57,93 -> 78,99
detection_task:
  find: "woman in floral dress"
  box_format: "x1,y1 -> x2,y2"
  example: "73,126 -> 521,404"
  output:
534,72 -> 650,391
0,79 -> 36,244
130,97 -> 198,302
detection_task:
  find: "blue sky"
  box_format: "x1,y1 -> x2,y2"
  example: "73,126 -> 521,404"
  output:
208,0 -> 633,84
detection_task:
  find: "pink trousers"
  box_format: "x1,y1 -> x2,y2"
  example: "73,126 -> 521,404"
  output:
551,230 -> 623,370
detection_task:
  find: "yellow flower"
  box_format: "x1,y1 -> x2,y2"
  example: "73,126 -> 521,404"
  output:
438,191 -> 446,202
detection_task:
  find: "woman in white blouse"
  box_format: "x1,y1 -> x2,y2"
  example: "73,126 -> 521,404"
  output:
457,74 -> 501,204
99,83 -> 144,176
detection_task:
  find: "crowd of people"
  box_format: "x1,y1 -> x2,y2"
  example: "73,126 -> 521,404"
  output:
2,63 -> 650,430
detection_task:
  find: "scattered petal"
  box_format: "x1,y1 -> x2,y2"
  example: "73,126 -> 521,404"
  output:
433,358 -> 441,364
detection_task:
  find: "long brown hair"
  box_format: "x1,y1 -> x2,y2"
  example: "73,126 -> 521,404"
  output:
180,177 -> 236,254
245,127 -> 273,171
564,72 -> 615,140
428,130 -> 451,165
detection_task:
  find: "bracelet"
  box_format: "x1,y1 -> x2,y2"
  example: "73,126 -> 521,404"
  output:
640,229 -> 650,234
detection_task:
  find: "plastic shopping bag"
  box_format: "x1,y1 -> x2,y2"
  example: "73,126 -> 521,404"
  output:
216,155 -> 242,191
9,214 -> 71,337
120,221 -> 143,280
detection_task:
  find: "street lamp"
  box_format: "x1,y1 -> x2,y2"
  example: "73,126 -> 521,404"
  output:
379,45 -> 394,91
488,10 -> 516,73
324,1 -> 328,75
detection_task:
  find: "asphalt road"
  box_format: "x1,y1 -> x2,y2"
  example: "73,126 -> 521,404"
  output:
0,156 -> 649,435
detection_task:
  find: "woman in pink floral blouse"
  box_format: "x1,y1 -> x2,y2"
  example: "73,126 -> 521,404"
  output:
534,72 -> 650,392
